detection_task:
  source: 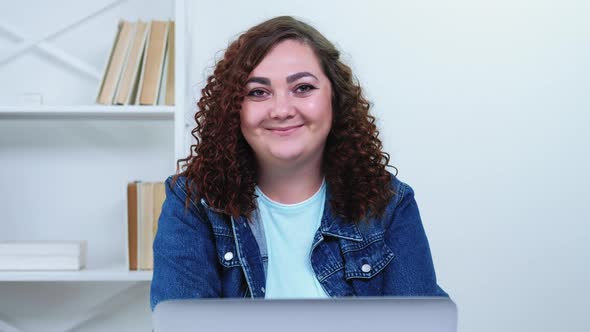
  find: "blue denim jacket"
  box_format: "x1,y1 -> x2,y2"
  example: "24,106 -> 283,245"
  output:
150,175 -> 448,310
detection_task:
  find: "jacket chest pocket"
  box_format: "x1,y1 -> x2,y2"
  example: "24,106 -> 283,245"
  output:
212,227 -> 241,268
341,234 -> 394,280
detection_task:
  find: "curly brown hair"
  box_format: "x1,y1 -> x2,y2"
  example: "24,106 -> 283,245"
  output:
176,16 -> 396,223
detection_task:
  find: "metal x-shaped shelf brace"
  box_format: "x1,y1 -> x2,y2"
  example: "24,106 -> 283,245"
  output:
0,281 -> 149,332
0,0 -> 128,81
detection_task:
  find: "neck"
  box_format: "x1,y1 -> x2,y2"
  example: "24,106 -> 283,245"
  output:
257,157 -> 324,204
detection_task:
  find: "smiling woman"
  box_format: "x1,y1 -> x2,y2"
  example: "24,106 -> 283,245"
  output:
150,16 -> 448,310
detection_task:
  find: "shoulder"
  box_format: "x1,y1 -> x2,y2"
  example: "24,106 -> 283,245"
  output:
164,174 -> 197,200
164,174 -> 188,193
380,173 -> 416,222
382,174 -> 424,234
162,174 -> 206,217
356,173 -> 416,235
389,174 -> 414,208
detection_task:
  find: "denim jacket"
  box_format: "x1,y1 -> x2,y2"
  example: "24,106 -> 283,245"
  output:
150,175 -> 448,310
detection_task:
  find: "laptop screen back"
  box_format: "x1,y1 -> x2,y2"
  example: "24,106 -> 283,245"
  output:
153,296 -> 457,332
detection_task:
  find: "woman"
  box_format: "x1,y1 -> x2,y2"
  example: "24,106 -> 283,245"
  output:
150,16 -> 447,310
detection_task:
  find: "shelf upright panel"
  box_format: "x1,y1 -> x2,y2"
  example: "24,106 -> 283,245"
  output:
174,0 -> 188,171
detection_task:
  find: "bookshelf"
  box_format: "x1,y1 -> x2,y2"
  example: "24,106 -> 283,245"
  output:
0,105 -> 175,119
0,0 -> 189,331
0,266 -> 152,282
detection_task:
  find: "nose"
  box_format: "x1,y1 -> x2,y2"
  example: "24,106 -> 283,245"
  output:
269,91 -> 295,120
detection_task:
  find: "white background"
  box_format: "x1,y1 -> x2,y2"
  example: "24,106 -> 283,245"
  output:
187,1 -> 589,331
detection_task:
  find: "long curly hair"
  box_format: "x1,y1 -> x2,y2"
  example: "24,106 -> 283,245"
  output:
176,16 -> 396,223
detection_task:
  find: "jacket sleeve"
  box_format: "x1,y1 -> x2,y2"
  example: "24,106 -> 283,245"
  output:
382,181 -> 448,296
150,176 -> 221,311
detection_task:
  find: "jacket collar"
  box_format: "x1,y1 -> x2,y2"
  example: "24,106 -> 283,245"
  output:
319,184 -> 364,242
199,183 -> 365,242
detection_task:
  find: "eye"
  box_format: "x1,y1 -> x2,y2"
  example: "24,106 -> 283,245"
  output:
294,84 -> 317,94
247,89 -> 269,98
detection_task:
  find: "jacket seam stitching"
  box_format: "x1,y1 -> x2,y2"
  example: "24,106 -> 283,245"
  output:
173,178 -> 209,223
318,263 -> 344,282
231,217 -> 255,298
396,181 -> 408,206
341,233 -> 385,253
174,179 -> 199,210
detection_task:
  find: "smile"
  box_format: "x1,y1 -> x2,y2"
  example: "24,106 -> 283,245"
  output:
267,124 -> 304,136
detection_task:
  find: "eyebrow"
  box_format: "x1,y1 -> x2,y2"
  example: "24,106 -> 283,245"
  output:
245,77 -> 270,85
245,71 -> 318,86
286,71 -> 318,84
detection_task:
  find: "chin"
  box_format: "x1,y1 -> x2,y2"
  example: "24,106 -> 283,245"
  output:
269,147 -> 306,162
271,152 -> 305,162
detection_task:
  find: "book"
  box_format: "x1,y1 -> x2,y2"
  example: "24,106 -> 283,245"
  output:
96,20 -> 135,105
0,241 -> 86,256
126,181 -> 166,271
157,36 -> 169,106
164,21 -> 175,105
138,182 -> 155,270
0,256 -> 85,271
0,241 -> 87,270
153,182 -> 166,237
114,20 -> 149,105
126,182 -> 139,270
136,20 -> 169,105
156,20 -> 175,106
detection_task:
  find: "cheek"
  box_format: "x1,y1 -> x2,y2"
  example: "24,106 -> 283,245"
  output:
321,100 -> 333,125
304,95 -> 333,130
240,104 -> 261,134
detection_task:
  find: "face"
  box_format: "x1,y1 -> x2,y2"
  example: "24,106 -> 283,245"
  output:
240,39 -> 333,170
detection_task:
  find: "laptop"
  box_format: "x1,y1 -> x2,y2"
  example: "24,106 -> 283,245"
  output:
153,297 -> 457,332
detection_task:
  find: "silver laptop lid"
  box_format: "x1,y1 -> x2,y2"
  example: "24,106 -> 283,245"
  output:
153,297 -> 457,332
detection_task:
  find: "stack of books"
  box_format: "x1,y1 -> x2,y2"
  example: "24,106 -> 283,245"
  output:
127,181 -> 166,271
0,241 -> 87,271
96,19 -> 175,106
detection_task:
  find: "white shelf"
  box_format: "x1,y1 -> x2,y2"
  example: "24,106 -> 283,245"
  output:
0,266 -> 152,282
0,0 -> 181,330
0,105 -> 175,120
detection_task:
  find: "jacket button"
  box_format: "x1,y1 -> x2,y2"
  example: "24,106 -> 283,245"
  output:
361,263 -> 372,273
224,252 -> 234,261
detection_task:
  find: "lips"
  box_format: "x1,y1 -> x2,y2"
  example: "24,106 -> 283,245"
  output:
267,124 -> 303,135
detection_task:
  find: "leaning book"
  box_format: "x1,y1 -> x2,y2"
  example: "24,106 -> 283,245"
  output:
0,241 -> 87,271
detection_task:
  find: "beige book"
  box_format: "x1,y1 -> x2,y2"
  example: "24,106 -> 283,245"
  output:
165,21 -> 175,105
157,37 -> 169,106
96,20 -> 135,105
136,20 -> 169,105
152,182 -> 166,238
126,182 -> 139,270
114,20 -> 149,105
138,182 -> 155,270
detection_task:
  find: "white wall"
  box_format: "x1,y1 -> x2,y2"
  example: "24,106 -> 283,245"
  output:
187,0 -> 590,331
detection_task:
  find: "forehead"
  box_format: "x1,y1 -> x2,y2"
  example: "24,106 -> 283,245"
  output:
249,39 -> 323,78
